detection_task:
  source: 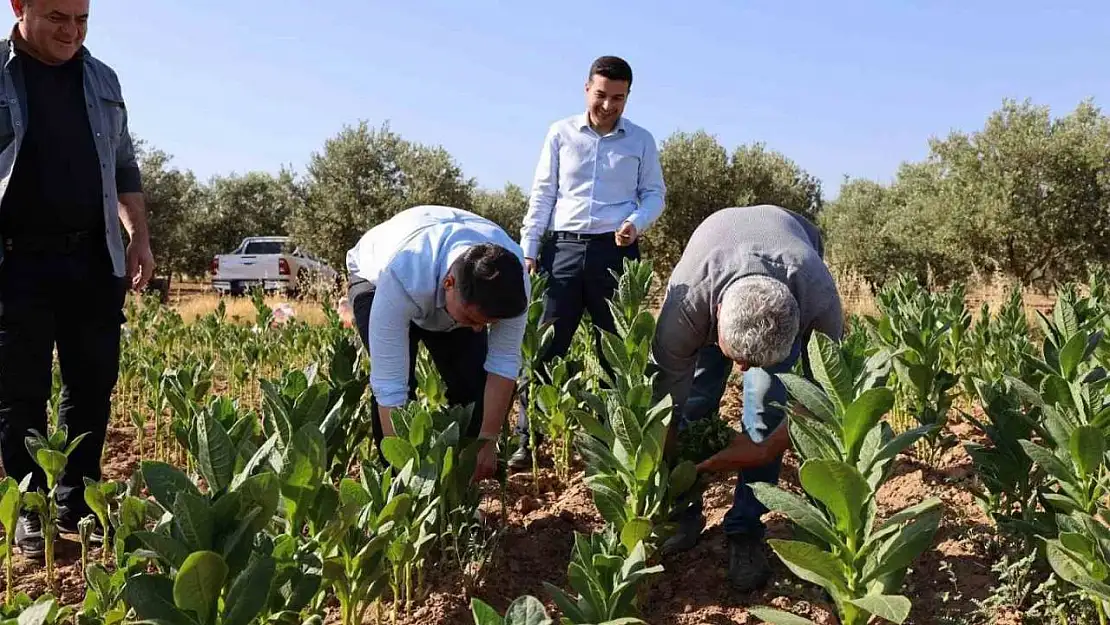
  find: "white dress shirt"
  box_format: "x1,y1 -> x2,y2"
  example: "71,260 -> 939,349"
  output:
346,205 -> 531,408
519,113 -> 667,260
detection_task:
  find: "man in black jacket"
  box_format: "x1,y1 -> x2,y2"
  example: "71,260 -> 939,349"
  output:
0,0 -> 153,558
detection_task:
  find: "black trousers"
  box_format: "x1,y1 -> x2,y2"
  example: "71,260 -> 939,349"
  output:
515,233 -> 640,440
349,279 -> 488,450
0,245 -> 126,519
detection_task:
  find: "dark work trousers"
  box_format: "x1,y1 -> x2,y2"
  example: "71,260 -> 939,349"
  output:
348,279 -> 488,452
515,232 -> 640,443
0,242 -> 127,521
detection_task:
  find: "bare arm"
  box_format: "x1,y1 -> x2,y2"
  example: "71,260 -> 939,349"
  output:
695,420 -> 791,473
119,192 -> 154,290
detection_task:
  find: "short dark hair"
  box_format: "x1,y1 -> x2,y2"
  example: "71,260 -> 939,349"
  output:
450,243 -> 527,319
589,56 -> 633,86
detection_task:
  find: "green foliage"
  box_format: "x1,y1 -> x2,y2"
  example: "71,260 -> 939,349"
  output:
646,131 -> 823,275
472,182 -> 528,237
750,332 -> 941,625
542,531 -> 657,625
286,121 -> 476,270
574,259 -> 698,553
824,98 -> 1110,288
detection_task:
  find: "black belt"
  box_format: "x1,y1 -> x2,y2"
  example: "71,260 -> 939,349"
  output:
554,231 -> 615,242
3,230 -> 96,254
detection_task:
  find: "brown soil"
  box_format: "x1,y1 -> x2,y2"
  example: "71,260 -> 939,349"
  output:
0,393 -> 1023,625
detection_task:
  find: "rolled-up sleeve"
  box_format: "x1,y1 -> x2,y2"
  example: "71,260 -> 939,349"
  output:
114,101 -> 142,194
367,271 -> 418,408
483,267 -> 531,380
650,293 -> 707,415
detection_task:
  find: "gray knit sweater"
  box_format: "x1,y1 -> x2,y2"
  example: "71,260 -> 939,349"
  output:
650,204 -> 844,414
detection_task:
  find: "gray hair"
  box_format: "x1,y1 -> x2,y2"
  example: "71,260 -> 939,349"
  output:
718,275 -> 799,368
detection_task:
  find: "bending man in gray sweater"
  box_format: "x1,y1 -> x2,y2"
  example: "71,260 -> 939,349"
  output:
650,204 -> 844,592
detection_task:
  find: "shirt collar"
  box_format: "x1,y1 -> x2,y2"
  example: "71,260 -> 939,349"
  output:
577,112 -> 627,136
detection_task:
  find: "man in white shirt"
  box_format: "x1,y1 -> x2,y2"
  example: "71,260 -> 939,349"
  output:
510,55 -> 666,471
345,205 -> 531,481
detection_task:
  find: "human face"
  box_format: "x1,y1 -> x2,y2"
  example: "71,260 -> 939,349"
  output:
584,74 -> 629,133
443,275 -> 493,332
12,0 -> 89,65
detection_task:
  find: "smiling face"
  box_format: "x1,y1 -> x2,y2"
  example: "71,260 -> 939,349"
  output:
584,74 -> 629,133
12,0 -> 89,65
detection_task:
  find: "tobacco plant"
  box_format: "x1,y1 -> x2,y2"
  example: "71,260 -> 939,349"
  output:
22,425 -> 89,592
749,332 -> 942,625
867,274 -> 959,462
573,259 -> 697,554
542,531 -> 657,625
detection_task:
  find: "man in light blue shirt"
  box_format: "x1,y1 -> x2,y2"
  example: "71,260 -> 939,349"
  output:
510,55 -> 666,470
345,205 -> 531,481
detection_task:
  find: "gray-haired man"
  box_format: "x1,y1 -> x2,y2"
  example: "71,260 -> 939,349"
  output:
650,204 -> 843,591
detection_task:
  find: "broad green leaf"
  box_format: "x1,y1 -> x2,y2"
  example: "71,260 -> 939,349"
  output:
33,450 -> 66,487
1019,440 -> 1076,485
503,595 -> 554,625
750,483 -> 842,550
620,517 -> 652,555
808,333 -> 855,412
0,477 -> 21,534
847,594 -> 912,624
234,473 -> 281,534
842,387 -> 894,463
541,582 -> 589,625
778,373 -> 836,425
133,531 -> 191,570
174,551 -> 228,624
863,508 -> 941,584
767,539 -> 849,592
380,438 -> 417,472
196,414 -> 236,494
1046,540 -> 1110,602
799,460 -> 869,538
222,555 -> 276,625
747,607 -> 819,625
142,462 -> 202,511
667,461 -> 697,497
610,406 -> 642,462
1059,331 -> 1089,380
124,574 -> 192,625
469,598 -> 504,625
16,597 -> 57,625
1069,425 -> 1105,478
173,492 -> 214,553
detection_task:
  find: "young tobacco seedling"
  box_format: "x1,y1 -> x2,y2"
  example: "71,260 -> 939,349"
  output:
542,530 -> 657,625
23,425 -> 89,592
470,595 -> 554,625
749,332 -> 942,625
0,477 -> 20,606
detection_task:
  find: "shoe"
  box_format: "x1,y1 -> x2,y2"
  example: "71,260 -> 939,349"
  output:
507,439 -> 533,473
661,512 -> 705,556
727,533 -> 772,592
57,510 -> 106,544
15,514 -> 44,558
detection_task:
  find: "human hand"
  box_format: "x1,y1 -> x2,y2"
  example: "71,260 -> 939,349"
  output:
472,439 -> 498,482
615,221 -> 638,247
126,238 -> 154,291
525,258 -> 537,274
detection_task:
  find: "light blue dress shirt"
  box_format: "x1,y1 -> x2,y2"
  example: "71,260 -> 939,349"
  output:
519,113 -> 666,260
346,205 -> 531,408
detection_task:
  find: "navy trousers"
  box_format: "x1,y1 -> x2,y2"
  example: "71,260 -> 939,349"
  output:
515,233 -> 640,442
349,278 -> 488,449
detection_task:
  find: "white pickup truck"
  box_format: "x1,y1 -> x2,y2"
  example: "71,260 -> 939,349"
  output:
210,236 -> 339,296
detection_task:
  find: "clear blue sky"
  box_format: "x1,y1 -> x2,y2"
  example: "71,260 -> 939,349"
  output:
82,0 -> 1108,199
